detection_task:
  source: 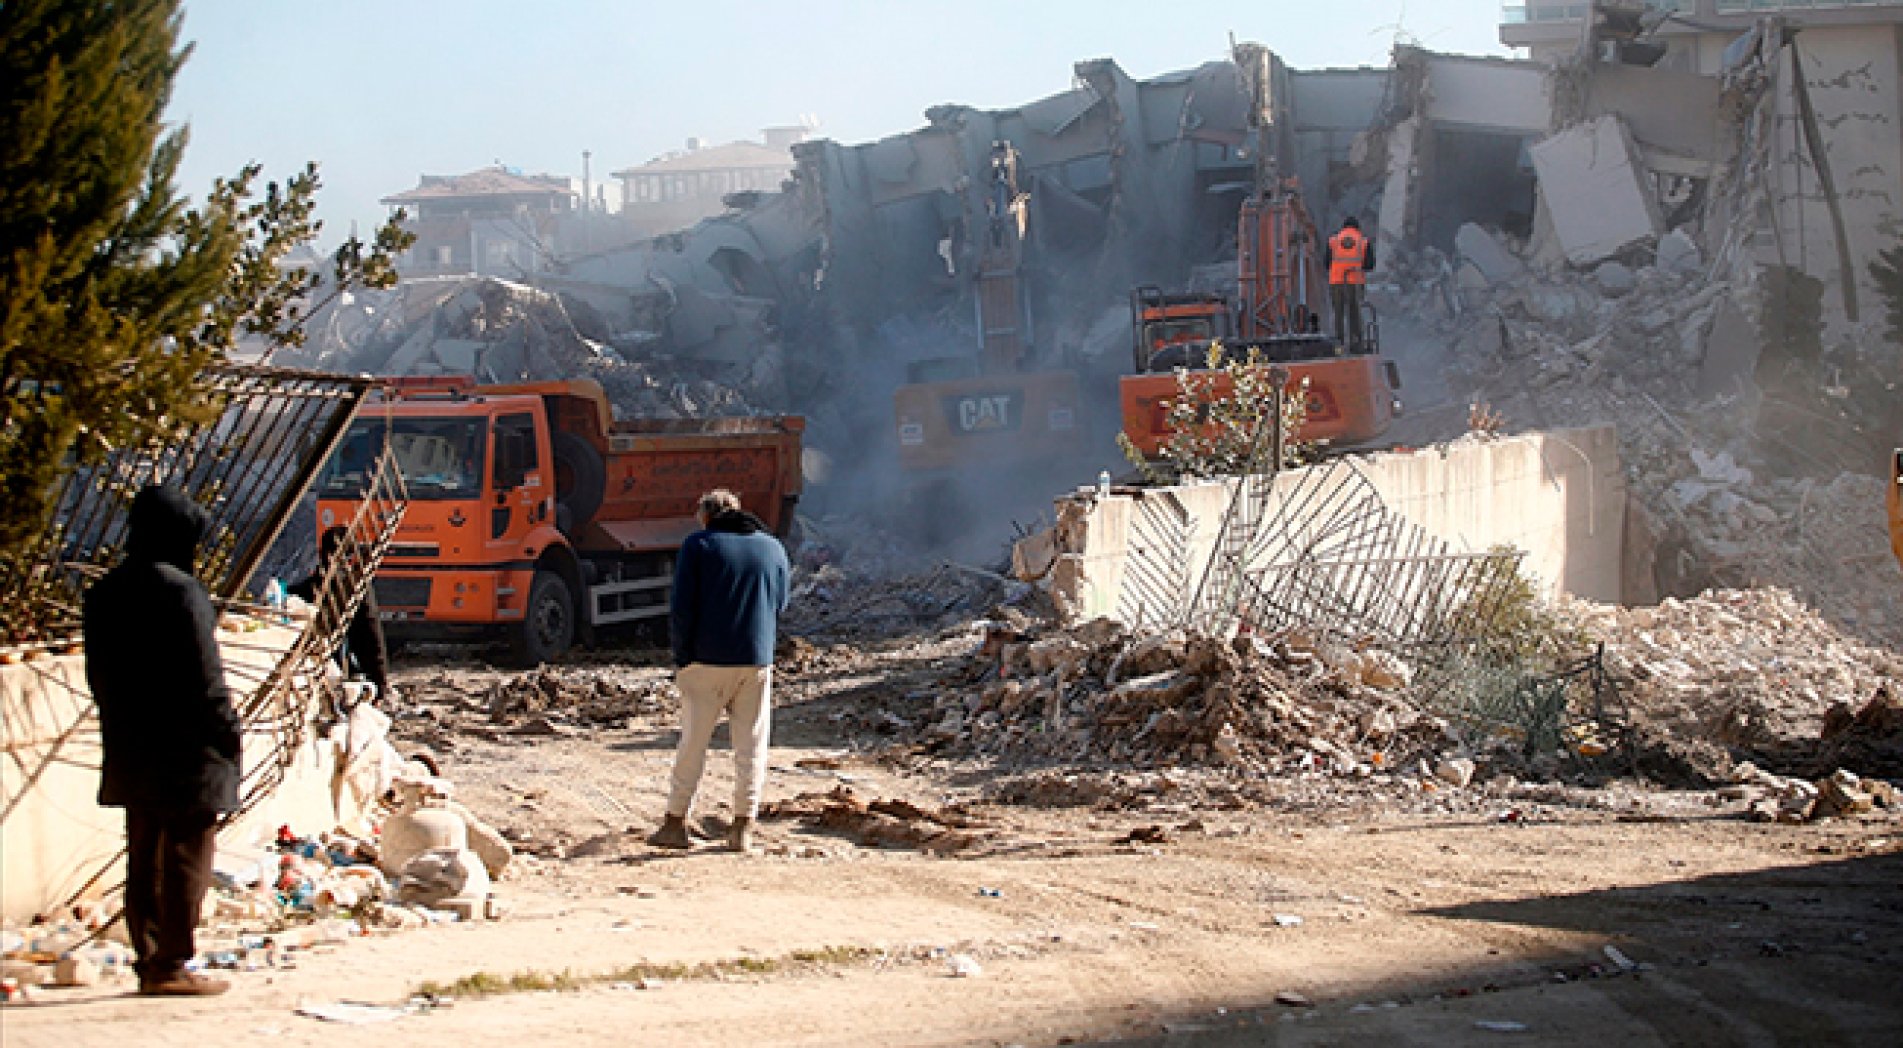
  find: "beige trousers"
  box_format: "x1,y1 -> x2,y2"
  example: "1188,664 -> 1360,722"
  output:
665,663 -> 773,820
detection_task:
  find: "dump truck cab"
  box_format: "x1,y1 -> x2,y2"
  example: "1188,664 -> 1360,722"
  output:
316,376 -> 803,664
315,380 -> 568,650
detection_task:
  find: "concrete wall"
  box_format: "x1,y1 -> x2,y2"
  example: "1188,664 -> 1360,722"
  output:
1424,56 -> 1550,132
1584,63 -> 1725,165
1682,23 -> 1903,331
1038,426 -> 1626,625
1767,25 -> 1903,328
0,625 -> 370,922
1289,68 -> 1391,228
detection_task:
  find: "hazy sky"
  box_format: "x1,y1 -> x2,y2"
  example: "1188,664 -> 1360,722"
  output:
168,1 -> 1512,248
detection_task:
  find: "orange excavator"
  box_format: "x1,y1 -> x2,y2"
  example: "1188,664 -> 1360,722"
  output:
892,141 -> 1085,492
1120,43 -> 1401,459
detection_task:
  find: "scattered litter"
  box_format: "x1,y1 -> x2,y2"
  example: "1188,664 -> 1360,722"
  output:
946,953 -> 983,978
1272,914 -> 1305,928
296,1001 -> 411,1024
1475,1020 -> 1529,1033
1275,990 -> 1312,1008
1603,945 -> 1637,971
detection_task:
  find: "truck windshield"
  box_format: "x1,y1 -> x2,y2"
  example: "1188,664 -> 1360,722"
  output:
319,417 -> 488,500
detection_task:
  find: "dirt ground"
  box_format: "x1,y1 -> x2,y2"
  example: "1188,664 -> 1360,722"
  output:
11,630 -> 1902,1047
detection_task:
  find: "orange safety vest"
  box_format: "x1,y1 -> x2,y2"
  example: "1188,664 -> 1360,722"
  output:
1329,228 -> 1367,286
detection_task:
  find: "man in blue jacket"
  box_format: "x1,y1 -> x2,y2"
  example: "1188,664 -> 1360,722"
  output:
86,485 -> 241,996
650,488 -> 790,852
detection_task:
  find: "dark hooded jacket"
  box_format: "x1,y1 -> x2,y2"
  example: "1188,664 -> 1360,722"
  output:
84,486 -> 242,813
669,509 -> 789,668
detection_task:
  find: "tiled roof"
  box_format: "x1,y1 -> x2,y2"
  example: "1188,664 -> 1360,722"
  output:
610,141 -> 793,178
382,167 -> 574,204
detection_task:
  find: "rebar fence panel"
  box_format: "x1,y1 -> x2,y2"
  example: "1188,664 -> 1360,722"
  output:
1,444 -> 406,923
1188,451 -> 1527,650
1115,490 -> 1197,630
1414,644 -> 1636,776
232,443 -> 407,811
0,365 -> 374,646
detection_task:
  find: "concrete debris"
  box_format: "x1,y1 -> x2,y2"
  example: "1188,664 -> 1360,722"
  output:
1434,758 -> 1477,789
51,954 -> 98,988
1391,209 -> 1902,654
1592,262 -> 1637,298
1528,115 -> 1663,266
911,619 -> 1443,776
1654,229 -> 1703,277
785,560 -> 1037,641
946,953 -> 983,978
758,786 -> 995,855
1731,762 -> 1895,824
482,666 -> 672,726
1454,224 -> 1527,286
288,276 -> 765,423
1574,590 -> 1903,783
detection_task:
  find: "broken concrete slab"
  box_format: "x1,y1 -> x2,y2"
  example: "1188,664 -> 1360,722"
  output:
1655,229 -> 1703,277
1454,223 -> 1526,286
1529,116 -> 1663,267
1594,262 -> 1637,297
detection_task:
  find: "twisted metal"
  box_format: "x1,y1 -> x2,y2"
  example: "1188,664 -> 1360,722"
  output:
0,365 -> 374,646
1184,392 -> 1527,649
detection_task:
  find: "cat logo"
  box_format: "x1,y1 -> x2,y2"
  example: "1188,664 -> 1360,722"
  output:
956,395 -> 1012,432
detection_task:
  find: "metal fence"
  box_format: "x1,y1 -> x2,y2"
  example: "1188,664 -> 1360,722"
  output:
233,443 -> 406,808
1115,489 -> 1198,629
2,443 -> 406,924
1189,453 -> 1529,650
0,365 -> 374,646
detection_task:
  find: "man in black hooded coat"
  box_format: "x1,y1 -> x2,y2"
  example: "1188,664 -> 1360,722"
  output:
84,485 -> 240,996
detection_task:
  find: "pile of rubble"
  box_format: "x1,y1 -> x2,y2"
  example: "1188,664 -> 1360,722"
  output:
1388,223 -> 1903,650
281,276 -> 767,421
480,665 -> 673,726
1577,588 -> 1903,781
398,664 -> 673,740
1723,761 -> 1900,824
784,561 -> 1036,641
1,766 -> 511,999
759,786 -> 997,855
911,618 -> 1448,777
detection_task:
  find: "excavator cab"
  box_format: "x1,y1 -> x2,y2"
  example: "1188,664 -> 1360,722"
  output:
1131,287 -> 1231,372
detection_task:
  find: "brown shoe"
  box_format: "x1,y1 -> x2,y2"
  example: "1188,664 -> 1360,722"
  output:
727,816 -> 754,853
139,971 -> 231,996
647,814 -> 691,850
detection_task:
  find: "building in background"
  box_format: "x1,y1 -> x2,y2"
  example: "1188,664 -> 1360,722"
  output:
613,127 -> 809,240
383,167 -> 578,277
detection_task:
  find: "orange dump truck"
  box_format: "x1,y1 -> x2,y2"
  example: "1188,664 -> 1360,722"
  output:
314,377 -> 802,663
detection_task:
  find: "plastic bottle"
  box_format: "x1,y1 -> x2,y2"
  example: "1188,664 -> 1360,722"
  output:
264,578 -> 288,624
1098,470 -> 1112,498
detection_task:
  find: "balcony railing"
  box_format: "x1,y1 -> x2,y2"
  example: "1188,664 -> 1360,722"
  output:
1714,0 -> 1897,11
1502,0 -> 1684,25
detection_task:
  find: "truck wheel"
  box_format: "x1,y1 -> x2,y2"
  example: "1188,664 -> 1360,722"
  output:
511,571 -> 575,665
552,432 -> 606,533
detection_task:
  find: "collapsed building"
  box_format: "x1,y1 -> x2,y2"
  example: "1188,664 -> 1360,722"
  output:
283,17 -> 1899,631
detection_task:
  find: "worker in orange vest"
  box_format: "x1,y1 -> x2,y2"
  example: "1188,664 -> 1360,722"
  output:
1324,217 -> 1375,351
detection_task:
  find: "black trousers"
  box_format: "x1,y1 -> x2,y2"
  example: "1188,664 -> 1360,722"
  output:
123,807 -> 218,980
1330,282 -> 1365,349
